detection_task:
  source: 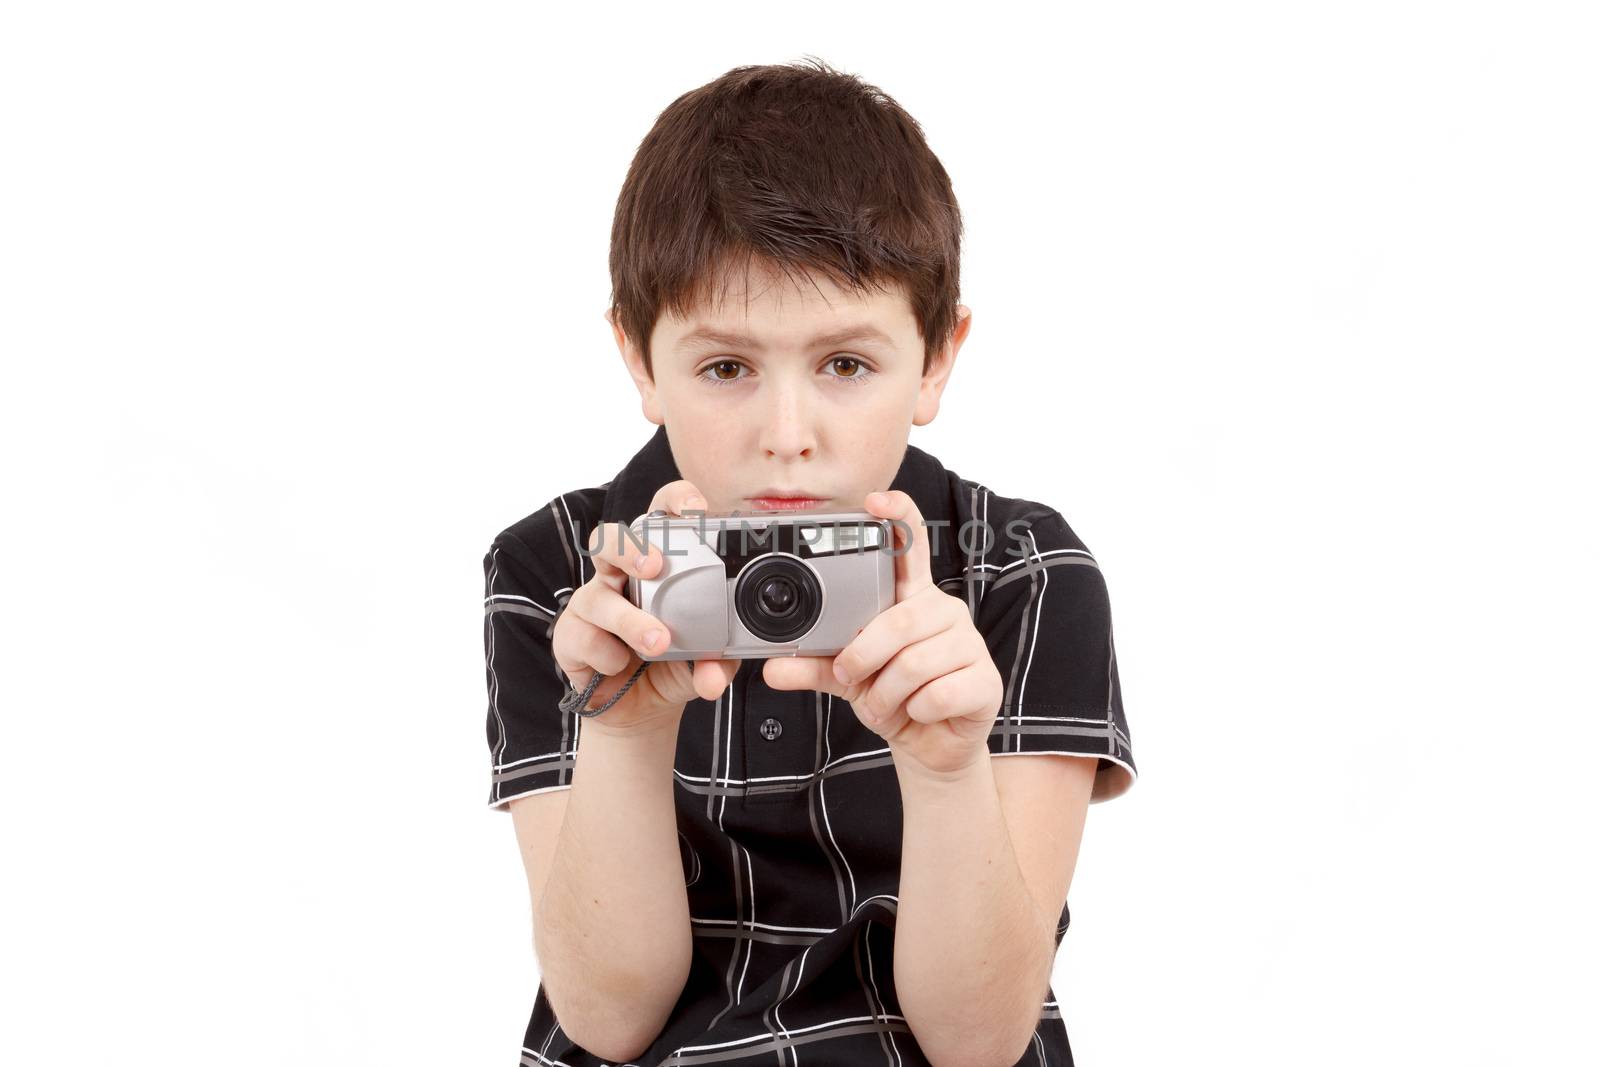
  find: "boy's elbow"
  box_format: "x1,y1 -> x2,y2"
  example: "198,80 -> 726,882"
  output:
555,1004 -> 667,1064
564,1025 -> 655,1065
919,1028 -> 1037,1067
543,956 -> 690,1061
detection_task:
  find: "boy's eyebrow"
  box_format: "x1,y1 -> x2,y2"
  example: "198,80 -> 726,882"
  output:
675,324 -> 895,353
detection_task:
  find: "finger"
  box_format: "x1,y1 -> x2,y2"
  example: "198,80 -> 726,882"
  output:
692,658 -> 741,702
904,667 -> 996,737
572,582 -> 672,658
864,489 -> 933,601
553,614 -> 634,681
588,520 -> 664,584
627,482 -> 709,585
857,629 -> 977,724
647,479 -> 710,517
762,655 -> 865,703
832,591 -> 963,686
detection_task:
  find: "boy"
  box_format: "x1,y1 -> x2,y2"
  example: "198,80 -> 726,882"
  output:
483,59 -> 1137,1066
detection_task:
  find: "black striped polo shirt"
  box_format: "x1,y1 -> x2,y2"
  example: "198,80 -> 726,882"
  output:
482,424 -> 1138,1066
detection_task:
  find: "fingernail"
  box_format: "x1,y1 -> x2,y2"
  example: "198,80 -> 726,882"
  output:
865,492 -> 883,507
833,661 -> 851,685
643,629 -> 663,650
685,496 -> 706,511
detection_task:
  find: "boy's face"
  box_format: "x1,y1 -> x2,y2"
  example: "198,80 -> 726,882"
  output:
612,260 -> 971,515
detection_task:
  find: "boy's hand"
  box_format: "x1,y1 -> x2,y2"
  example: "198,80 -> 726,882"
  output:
762,490 -> 1003,778
552,479 -> 739,733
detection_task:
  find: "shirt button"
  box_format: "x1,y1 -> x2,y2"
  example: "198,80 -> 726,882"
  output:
759,717 -> 783,741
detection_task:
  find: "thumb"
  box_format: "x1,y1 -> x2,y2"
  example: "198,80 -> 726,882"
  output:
762,656 -> 859,701
693,658 -> 741,702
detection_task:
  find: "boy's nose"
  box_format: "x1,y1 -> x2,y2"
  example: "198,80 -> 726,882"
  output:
760,387 -> 816,460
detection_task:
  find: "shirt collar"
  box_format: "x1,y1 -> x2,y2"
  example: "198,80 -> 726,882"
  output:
599,424 -> 961,579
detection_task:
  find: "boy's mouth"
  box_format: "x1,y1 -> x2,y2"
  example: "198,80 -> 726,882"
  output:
747,493 -> 828,512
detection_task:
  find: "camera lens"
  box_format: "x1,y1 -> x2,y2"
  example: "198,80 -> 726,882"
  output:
734,554 -> 822,642
759,577 -> 797,617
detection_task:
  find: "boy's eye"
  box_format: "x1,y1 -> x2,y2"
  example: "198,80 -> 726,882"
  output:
702,360 -> 747,384
824,356 -> 871,382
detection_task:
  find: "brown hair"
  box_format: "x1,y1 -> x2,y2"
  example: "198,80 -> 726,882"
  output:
608,57 -> 963,377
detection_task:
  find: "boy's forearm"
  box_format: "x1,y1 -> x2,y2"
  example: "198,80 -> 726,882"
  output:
893,755 -> 1056,1066
535,713 -> 692,1058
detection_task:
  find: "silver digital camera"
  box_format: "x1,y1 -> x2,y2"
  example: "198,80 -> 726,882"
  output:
624,508 -> 897,660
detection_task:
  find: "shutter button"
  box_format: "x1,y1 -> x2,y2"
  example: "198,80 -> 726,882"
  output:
759,717 -> 783,741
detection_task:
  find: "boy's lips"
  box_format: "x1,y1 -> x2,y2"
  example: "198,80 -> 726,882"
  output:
747,492 -> 828,512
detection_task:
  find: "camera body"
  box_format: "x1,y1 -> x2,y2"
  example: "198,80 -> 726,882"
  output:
624,508 -> 896,660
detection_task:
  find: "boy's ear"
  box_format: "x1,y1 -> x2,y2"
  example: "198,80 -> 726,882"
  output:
912,304 -> 972,427
608,308 -> 664,426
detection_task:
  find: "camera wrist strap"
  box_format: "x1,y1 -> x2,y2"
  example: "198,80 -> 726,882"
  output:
558,660 -> 650,719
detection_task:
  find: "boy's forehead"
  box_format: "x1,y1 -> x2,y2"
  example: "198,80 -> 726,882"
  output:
658,261 -> 916,351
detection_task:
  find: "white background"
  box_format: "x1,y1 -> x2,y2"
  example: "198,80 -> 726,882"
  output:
3,2 -> 1595,1064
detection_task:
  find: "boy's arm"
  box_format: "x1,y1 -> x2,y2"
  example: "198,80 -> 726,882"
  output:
761,490 -> 1118,1064
893,753 -> 1094,1066
515,713 -> 692,1064
493,479 -> 732,1063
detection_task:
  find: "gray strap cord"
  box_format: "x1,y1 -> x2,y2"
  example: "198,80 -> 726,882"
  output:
558,660 -> 651,718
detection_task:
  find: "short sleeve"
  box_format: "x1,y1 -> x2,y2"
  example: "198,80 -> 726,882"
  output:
975,508 -> 1138,803
482,524 -> 586,811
